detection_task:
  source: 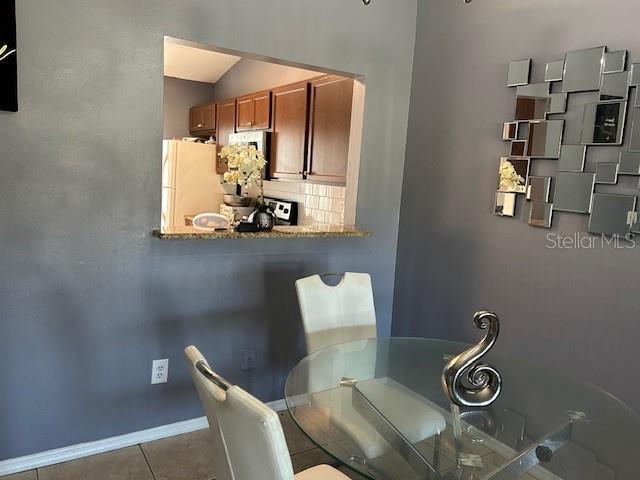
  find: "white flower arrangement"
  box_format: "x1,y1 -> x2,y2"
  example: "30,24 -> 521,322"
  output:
498,160 -> 525,192
0,44 -> 16,63
218,144 -> 267,201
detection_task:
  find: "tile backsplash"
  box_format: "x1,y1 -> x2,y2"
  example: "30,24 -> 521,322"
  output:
262,180 -> 346,229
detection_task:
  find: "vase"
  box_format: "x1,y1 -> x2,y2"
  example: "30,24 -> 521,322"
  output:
253,204 -> 276,231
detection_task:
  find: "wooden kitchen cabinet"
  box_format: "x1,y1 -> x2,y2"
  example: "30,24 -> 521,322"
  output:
190,102 -> 216,136
253,91 -> 272,129
307,75 -> 354,184
270,81 -> 310,180
215,98 -> 236,173
236,90 -> 272,131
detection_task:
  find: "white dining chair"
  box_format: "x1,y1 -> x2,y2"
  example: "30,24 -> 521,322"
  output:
185,346 -> 350,480
295,272 -> 378,354
294,273 -> 446,459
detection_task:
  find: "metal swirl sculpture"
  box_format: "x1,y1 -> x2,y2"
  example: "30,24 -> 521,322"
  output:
442,311 -> 502,407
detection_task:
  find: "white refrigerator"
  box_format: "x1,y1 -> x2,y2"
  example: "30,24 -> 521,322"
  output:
161,140 -> 224,230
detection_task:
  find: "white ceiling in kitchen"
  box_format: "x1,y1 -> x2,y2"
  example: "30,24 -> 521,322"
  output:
164,40 -> 241,84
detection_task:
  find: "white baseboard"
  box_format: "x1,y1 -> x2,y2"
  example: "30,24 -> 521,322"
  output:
0,398 -> 287,476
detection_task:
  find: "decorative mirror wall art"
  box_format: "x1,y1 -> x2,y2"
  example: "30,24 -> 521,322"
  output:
507,59 -> 531,87
558,145 -> 587,172
619,152 -> 640,175
0,0 -> 17,112
604,50 -> 627,74
553,172 -> 595,214
497,157 -> 529,194
588,194 -> 637,237
581,101 -> 626,145
562,47 -> 606,93
495,192 -> 516,217
595,163 -> 619,185
545,60 -> 565,82
498,45 -> 640,239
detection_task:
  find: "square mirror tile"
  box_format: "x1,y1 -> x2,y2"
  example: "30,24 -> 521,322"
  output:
635,89 -> 640,109
495,192 -> 517,217
603,50 -> 627,74
503,122 -> 517,140
517,122 -> 530,140
553,172 -> 595,213
581,101 -> 626,145
514,84 -> 548,122
508,59 -> 531,87
516,96 -> 548,121
516,82 -> 550,98
599,72 -> 630,101
529,203 -> 553,228
498,157 -> 530,194
547,93 -> 567,115
510,140 -> 527,156
563,47 -> 605,93
631,211 -> 640,234
527,120 -> 564,158
628,108 -> 640,152
588,193 -> 636,237
595,162 -> 619,184
619,152 -> 640,175
545,60 -> 565,82
630,63 -> 640,86
527,176 -> 551,203
558,145 -> 586,172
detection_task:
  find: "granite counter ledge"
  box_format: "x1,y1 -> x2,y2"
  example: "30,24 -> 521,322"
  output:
152,225 -> 371,240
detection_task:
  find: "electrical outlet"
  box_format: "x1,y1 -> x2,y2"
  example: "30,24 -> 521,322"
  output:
241,348 -> 256,371
151,359 -> 169,384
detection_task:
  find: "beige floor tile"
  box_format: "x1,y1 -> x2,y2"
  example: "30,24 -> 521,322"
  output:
291,447 -> 337,474
337,464 -> 370,479
140,429 -> 215,480
0,470 -> 37,480
279,410 -> 316,455
38,446 -> 153,480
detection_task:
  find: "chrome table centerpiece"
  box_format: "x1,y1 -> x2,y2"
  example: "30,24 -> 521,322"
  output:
441,311 -> 502,408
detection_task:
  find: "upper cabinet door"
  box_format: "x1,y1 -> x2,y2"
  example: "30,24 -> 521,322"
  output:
236,94 -> 255,131
190,103 -> 216,135
202,103 -> 217,132
253,91 -> 272,130
190,106 -> 205,132
307,76 -> 354,184
236,91 -> 272,131
270,82 -> 309,180
216,99 -> 236,174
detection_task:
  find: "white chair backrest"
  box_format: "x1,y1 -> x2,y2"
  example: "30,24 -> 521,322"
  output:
295,272 -> 377,354
185,346 -> 295,480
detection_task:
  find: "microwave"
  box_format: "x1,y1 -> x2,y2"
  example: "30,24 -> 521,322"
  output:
229,131 -> 271,179
228,131 -> 270,157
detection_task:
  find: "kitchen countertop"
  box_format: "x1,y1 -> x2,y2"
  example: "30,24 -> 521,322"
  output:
152,225 -> 371,240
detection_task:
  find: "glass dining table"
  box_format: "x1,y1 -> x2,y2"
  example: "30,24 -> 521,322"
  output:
284,338 -> 640,480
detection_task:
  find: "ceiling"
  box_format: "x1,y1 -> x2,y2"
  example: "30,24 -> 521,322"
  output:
164,41 -> 241,84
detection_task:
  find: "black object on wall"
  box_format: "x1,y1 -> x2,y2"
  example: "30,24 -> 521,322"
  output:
0,0 -> 17,112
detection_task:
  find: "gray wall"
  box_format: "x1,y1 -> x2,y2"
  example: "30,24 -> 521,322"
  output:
163,77 -> 215,139
214,58 -> 319,102
394,0 -> 640,415
0,0 -> 416,460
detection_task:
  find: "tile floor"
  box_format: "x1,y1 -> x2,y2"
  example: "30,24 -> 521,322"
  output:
1,411 -> 365,480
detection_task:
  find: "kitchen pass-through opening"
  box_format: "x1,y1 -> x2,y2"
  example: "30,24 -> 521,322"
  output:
161,36 -> 366,234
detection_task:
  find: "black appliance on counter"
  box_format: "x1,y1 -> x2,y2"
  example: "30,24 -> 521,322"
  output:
264,197 -> 298,225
